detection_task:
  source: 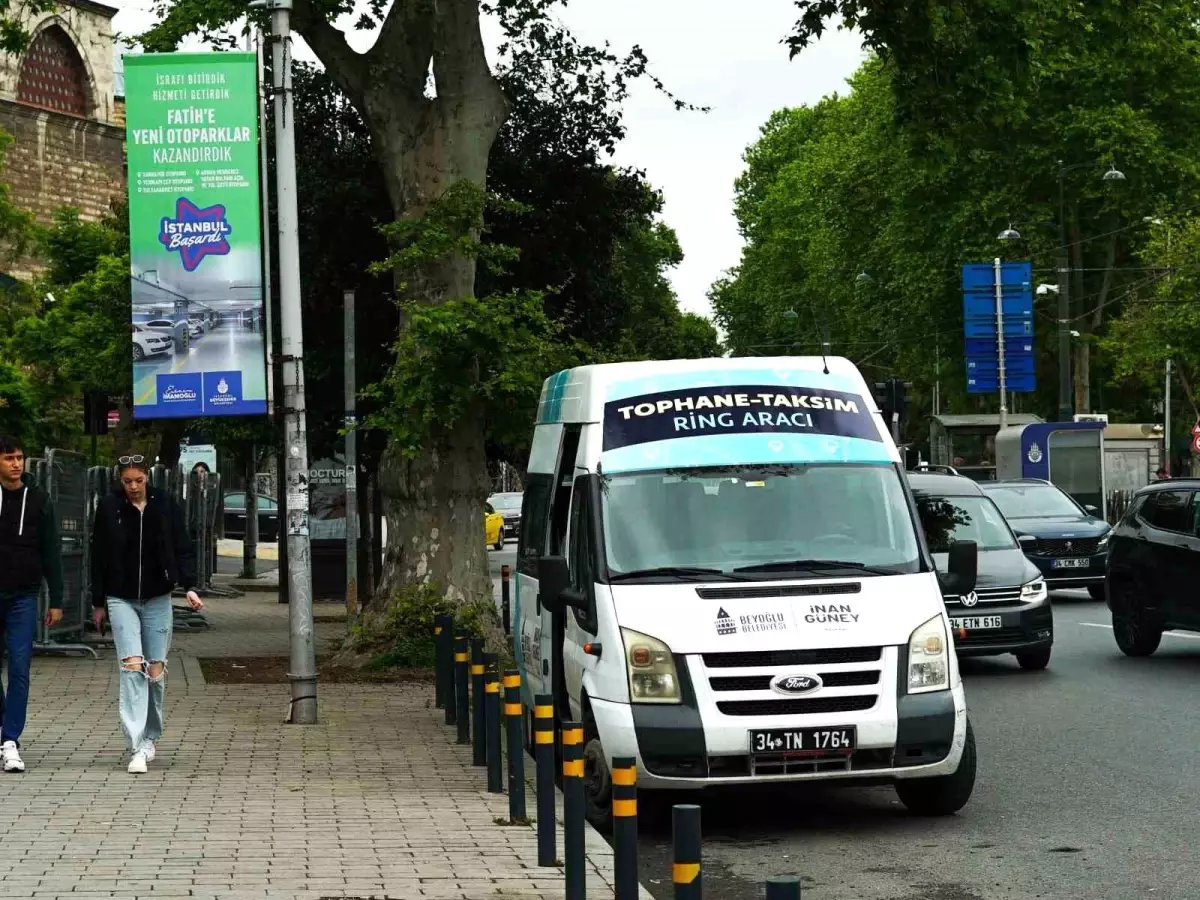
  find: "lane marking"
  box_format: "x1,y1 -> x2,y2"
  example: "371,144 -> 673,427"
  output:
1080,622 -> 1200,641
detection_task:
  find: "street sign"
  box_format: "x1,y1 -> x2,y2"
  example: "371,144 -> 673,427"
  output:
1192,420 -> 1200,437
961,260 -> 1036,396
1193,434 -> 1200,455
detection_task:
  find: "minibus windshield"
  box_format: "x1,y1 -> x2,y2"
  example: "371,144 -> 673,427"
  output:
600,464 -> 922,580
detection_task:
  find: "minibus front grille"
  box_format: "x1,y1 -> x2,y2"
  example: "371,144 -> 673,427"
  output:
702,647 -> 882,669
695,582 -> 861,600
709,671 -> 880,692
716,695 -> 877,716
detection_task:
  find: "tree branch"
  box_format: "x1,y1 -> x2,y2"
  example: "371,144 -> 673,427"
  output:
370,0 -> 437,101
292,0 -> 368,107
1091,232 -> 1117,330
432,0 -> 500,102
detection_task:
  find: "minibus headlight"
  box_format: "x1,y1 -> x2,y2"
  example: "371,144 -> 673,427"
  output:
1021,578 -> 1047,603
907,615 -> 949,693
621,628 -> 681,704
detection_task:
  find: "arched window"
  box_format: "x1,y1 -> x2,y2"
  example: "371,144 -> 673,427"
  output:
17,26 -> 89,117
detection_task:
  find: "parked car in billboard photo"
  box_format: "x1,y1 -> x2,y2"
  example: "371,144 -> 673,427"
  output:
132,324 -> 173,361
142,318 -> 191,352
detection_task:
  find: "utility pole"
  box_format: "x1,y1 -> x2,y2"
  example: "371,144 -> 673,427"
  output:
1165,358 -> 1172,475
252,0 -> 317,724
344,289 -> 359,629
1056,161 -> 1072,423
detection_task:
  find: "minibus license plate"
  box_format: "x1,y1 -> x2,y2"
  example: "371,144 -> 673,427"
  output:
950,616 -> 1002,630
750,727 -> 856,754
1051,558 -> 1090,569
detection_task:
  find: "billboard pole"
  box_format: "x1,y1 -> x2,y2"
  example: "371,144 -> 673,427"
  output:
254,0 -> 317,724
344,289 -> 359,629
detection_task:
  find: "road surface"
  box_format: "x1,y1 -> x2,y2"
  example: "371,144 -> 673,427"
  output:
486,548 -> 1200,900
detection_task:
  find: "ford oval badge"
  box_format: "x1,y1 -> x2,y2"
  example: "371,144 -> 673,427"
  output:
771,673 -> 822,696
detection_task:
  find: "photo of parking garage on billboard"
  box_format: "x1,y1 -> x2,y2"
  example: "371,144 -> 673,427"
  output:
125,51 -> 266,419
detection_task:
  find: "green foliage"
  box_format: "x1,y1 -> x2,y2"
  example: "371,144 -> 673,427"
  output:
0,359 -> 37,441
721,3 -> 1200,440
344,581 -> 500,669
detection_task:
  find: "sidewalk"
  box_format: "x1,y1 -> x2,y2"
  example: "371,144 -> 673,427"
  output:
1,594 -> 638,900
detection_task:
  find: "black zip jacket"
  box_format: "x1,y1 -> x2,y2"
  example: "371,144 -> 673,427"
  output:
0,472 -> 63,609
90,486 -> 196,607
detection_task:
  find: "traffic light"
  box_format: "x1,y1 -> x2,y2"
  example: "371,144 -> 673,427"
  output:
873,379 -> 912,426
83,390 -> 113,436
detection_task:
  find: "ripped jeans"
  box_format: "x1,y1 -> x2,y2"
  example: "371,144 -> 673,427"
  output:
108,595 -> 173,753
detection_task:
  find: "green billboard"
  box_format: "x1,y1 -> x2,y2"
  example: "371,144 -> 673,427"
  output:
124,52 -> 267,419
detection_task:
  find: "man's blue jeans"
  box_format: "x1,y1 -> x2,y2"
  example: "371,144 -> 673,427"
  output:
0,593 -> 37,746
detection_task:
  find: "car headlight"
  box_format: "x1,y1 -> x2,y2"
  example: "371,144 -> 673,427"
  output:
1097,532 -> 1110,549
907,615 -> 949,694
1020,577 -> 1047,604
621,628 -> 681,704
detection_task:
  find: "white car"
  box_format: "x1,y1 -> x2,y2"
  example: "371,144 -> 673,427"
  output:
132,324 -> 173,361
143,318 -> 190,350
187,319 -> 205,337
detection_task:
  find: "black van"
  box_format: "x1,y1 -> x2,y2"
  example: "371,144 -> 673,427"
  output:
909,470 -> 1054,670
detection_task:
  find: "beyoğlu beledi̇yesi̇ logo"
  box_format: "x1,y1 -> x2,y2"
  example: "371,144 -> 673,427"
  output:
158,197 -> 232,271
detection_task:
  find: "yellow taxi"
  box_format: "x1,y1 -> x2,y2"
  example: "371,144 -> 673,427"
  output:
484,502 -> 505,551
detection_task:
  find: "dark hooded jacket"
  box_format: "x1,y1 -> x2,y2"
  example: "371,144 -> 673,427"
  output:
0,471 -> 63,608
90,484 -> 196,607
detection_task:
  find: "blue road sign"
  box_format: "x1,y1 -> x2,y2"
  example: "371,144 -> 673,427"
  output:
967,372 -> 1037,394
961,260 -> 1036,395
962,261 -> 1033,293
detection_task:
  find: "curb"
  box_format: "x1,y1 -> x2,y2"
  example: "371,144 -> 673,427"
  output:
177,651 -> 207,687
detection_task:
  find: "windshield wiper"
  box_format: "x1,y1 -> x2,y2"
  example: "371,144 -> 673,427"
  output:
732,559 -> 895,576
609,566 -> 742,582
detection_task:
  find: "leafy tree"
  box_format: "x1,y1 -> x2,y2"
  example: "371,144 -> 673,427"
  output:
720,2 -> 1200,444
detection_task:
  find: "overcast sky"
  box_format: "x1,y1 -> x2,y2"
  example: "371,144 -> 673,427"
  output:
109,1 -> 866,319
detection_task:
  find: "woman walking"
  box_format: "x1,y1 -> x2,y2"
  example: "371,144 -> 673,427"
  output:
90,456 -> 204,773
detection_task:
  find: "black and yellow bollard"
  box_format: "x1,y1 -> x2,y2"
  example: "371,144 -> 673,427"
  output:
433,614 -> 450,709
611,757 -> 639,900
534,694 -> 556,867
765,875 -> 802,900
503,669 -> 526,819
470,638 -> 486,767
562,721 -> 586,900
672,804 -> 702,900
501,565 -> 512,635
454,634 -> 470,745
441,613 -> 456,726
484,655 -> 503,793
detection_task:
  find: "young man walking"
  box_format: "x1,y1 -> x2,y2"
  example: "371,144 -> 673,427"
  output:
0,434 -> 64,772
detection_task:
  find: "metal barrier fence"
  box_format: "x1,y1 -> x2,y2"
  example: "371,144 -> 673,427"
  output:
1106,488 -> 1136,525
22,452 -> 236,655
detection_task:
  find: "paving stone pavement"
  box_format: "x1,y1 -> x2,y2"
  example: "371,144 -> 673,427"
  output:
1,594 -> 638,900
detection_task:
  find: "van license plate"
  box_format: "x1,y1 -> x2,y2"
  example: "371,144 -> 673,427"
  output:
750,727 -> 856,755
950,616 -> 1002,630
1051,558 -> 1090,569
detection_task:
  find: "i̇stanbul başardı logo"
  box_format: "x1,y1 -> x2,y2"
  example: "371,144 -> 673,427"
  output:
159,197 -> 232,271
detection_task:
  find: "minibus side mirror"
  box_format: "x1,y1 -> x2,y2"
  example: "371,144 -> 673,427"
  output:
940,539 -> 978,595
538,555 -> 570,613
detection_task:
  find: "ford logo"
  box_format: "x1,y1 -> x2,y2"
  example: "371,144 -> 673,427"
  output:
771,674 -> 822,695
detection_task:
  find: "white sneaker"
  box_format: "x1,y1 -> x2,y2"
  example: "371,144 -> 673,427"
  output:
142,743 -> 156,763
127,751 -> 148,774
1,741 -> 24,773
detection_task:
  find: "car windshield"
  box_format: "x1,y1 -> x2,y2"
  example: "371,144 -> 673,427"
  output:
600,464 -> 921,579
983,484 -> 1083,519
489,494 -> 522,512
914,494 -> 1017,553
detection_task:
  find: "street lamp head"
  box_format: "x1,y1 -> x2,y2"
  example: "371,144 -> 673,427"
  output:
998,224 -> 1022,242
1103,165 -> 1126,182
855,271 -> 873,284
781,308 -> 800,321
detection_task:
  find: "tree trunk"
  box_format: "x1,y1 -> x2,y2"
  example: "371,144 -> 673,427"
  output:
1073,342 -> 1090,414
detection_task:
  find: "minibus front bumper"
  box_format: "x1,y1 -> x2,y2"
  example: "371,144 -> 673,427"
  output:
589,654 -> 967,790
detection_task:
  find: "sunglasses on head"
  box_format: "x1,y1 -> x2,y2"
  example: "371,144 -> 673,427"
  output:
117,455 -> 146,466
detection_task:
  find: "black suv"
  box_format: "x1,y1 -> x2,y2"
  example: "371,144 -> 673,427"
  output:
1105,478 -> 1200,656
979,479 -> 1111,599
909,471 -> 1053,670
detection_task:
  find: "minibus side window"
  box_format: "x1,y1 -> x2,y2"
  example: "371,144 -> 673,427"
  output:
517,475 -> 553,576
567,478 -> 598,633
548,425 -> 582,556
